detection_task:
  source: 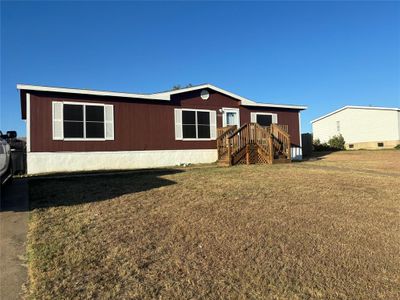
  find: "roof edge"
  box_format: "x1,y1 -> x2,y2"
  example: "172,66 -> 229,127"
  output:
241,103 -> 307,110
154,83 -> 257,105
16,84 -> 171,101
16,83 -> 307,110
311,105 -> 400,123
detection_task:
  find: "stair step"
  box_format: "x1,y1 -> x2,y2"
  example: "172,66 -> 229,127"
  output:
217,122 -> 291,167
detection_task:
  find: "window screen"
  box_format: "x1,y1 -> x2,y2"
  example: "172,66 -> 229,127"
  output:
64,104 -> 84,138
182,111 -> 196,139
86,105 -> 104,138
197,111 -> 210,138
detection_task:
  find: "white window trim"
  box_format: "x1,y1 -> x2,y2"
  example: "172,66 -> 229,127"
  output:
222,107 -> 240,127
181,108 -> 215,141
252,112 -> 278,124
58,101 -> 110,141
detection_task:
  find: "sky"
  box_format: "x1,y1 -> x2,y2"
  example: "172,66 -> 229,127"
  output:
1,1 -> 399,136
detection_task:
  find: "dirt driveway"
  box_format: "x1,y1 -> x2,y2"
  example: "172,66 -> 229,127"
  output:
0,179 -> 29,300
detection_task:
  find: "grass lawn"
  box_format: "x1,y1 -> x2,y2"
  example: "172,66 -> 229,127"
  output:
27,150 -> 400,299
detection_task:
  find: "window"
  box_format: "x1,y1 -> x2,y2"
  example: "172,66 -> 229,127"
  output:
52,101 -> 114,141
251,112 -> 277,126
226,112 -> 237,126
257,114 -> 273,126
182,111 -> 196,139
182,110 -> 210,139
85,105 -> 105,138
336,121 -> 340,132
349,144 -> 354,149
63,104 -> 84,138
174,109 -> 216,140
63,104 -> 104,139
377,142 -> 384,147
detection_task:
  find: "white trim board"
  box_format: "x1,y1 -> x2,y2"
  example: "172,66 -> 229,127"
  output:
17,84 -> 170,101
17,83 -> 307,110
298,111 -> 302,147
311,105 -> 400,123
157,85 -> 307,109
26,93 -> 31,152
241,102 -> 307,110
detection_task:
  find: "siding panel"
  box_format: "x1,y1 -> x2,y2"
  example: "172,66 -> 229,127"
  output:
29,90 -> 301,152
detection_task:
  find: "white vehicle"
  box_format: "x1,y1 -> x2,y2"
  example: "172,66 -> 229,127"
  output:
0,131 -> 12,184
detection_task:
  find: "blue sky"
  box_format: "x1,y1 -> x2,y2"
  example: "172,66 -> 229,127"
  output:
1,1 -> 399,135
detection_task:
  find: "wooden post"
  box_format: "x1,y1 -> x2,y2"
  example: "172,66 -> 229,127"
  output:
269,135 -> 273,164
217,137 -> 220,159
227,137 -> 232,166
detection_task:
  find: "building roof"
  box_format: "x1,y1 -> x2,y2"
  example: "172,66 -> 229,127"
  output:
311,105 -> 400,123
17,83 -> 307,110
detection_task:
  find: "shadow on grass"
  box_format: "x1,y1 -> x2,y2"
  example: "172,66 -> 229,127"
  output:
301,151 -> 337,161
27,168 -> 184,211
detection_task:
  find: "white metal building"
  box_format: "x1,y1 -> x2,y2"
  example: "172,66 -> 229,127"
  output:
311,106 -> 400,150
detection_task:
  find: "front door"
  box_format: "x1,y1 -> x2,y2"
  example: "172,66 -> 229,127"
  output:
222,108 -> 240,127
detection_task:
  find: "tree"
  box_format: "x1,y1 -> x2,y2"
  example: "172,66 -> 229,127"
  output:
328,134 -> 345,150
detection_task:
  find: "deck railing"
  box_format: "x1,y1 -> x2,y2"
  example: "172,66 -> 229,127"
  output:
270,124 -> 291,159
217,125 -> 237,159
217,123 -> 291,165
277,124 -> 289,133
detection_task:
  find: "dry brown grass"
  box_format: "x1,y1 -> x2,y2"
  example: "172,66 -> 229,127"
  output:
27,150 -> 400,299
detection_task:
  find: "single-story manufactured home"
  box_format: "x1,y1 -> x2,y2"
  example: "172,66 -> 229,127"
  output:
18,84 -> 307,174
311,105 -> 400,150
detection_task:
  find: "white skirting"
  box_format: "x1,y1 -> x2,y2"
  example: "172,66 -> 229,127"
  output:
27,149 -> 218,175
291,147 -> 303,160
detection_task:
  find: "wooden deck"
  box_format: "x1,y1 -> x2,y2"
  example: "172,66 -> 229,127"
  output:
217,123 -> 291,166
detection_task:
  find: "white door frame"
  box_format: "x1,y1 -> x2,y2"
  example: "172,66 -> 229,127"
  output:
222,107 -> 240,127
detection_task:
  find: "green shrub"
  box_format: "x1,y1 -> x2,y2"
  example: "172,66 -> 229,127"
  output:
313,135 -> 346,151
395,144 -> 400,150
328,134 -> 346,150
313,139 -> 331,151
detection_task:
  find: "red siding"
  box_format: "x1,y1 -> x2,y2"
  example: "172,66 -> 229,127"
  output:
240,106 -> 301,147
28,89 -> 301,152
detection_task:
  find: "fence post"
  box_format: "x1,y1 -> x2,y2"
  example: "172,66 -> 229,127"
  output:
269,135 -> 274,164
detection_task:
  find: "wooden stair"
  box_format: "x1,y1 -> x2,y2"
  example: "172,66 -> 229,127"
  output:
217,123 -> 291,166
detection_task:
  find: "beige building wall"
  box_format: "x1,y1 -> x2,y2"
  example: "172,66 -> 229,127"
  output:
312,107 -> 400,149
